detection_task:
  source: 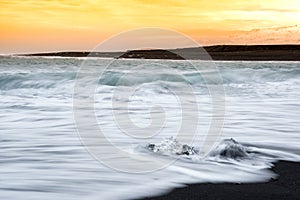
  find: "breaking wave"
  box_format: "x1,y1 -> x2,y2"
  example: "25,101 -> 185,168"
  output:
1,67 -> 299,91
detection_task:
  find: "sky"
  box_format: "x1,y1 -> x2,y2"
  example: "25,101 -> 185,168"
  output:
0,0 -> 300,53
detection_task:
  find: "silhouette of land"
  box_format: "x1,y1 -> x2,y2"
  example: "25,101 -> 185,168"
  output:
20,45 -> 300,61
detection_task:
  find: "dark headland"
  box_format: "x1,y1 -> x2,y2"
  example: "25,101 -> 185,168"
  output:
140,161 -> 300,200
21,45 -> 300,61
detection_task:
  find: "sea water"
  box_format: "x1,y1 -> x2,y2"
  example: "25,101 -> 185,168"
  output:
0,56 -> 299,199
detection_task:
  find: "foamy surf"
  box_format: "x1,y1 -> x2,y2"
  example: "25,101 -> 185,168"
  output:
0,56 -> 300,200
139,137 -> 288,174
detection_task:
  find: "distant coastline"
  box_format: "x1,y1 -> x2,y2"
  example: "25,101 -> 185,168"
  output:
19,45 -> 300,61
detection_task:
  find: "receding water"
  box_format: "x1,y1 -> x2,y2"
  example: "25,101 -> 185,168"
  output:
0,56 -> 299,199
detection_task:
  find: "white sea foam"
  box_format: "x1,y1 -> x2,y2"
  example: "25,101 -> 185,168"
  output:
0,57 -> 300,199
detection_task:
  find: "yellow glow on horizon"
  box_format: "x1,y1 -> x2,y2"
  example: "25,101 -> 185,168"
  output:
1,0 -> 300,53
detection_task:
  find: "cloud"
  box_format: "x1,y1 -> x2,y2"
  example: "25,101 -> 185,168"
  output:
229,25 -> 300,44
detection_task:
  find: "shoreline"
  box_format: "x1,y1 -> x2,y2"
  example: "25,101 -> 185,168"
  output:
17,45 -> 300,61
140,161 -> 300,200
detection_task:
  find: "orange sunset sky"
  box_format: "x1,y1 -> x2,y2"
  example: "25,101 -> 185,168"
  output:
1,0 -> 300,54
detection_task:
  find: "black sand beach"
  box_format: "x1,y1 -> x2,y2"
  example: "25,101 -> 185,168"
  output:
141,161 -> 300,200
21,45 -> 300,61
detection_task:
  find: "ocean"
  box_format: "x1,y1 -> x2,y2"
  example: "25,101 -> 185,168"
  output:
1,56 -> 300,199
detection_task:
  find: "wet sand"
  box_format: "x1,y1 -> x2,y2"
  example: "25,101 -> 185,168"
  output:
141,161 -> 300,200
